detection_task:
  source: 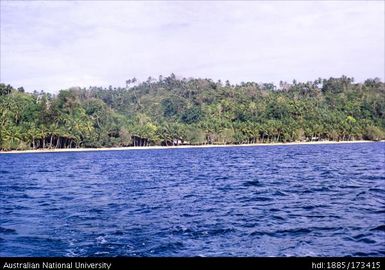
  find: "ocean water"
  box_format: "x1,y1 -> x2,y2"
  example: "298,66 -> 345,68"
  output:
0,142 -> 384,257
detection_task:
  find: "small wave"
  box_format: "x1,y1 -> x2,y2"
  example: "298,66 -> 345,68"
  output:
370,225 -> 385,232
310,226 -> 343,232
172,225 -> 193,234
251,227 -> 314,237
94,251 -> 110,256
272,215 -> 285,221
312,186 -> 331,192
369,188 -> 385,194
352,233 -> 370,240
96,236 -> 107,244
150,241 -> 184,254
208,228 -> 235,236
355,191 -> 366,197
181,213 -> 195,217
214,176 -> 230,181
253,196 -> 274,202
250,230 -> 275,237
89,208 -> 104,214
0,227 -> 17,235
365,175 -> 385,181
341,185 -> 361,189
356,238 -> 376,244
6,185 -> 26,192
195,254 -> 207,257
279,228 -> 312,235
182,194 -> 195,199
218,185 -> 233,192
273,191 -> 287,196
353,251 -> 379,256
38,202 -> 50,207
242,222 -> 259,228
65,249 -> 78,257
243,180 -> 262,187
320,171 -> 332,176
37,169 -> 52,173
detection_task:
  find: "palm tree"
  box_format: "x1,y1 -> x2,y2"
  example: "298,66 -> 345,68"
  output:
27,123 -> 39,149
48,123 -> 60,148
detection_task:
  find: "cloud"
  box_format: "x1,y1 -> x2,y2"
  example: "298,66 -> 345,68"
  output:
1,1 -> 384,92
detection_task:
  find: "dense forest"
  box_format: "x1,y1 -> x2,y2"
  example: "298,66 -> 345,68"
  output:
0,75 -> 384,150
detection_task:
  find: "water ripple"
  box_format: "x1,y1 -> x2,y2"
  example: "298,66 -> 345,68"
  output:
0,142 -> 384,256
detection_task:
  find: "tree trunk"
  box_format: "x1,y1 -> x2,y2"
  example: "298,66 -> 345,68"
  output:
50,135 -> 53,148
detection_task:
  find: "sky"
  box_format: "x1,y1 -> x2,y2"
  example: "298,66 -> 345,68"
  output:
1,1 -> 384,92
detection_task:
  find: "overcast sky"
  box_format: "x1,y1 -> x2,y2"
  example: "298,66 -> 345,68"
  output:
1,1 -> 384,92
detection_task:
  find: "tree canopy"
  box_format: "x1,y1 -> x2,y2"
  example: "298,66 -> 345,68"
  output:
1,75 -> 384,151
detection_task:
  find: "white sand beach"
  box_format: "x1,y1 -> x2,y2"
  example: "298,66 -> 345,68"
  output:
0,140 -> 380,154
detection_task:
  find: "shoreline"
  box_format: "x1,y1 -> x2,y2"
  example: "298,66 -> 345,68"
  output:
0,140 -> 381,154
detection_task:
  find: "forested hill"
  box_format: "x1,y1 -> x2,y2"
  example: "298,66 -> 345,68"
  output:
1,75 -> 384,150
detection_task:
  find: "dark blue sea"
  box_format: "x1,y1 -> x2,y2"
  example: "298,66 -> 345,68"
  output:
1,142 -> 384,257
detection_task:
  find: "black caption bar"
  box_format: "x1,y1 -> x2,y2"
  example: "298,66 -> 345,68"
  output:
1,257 -> 384,270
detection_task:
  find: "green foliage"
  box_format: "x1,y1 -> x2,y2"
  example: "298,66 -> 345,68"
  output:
363,126 -> 384,141
0,83 -> 14,96
181,106 -> 202,124
1,75 -> 384,150
161,98 -> 178,117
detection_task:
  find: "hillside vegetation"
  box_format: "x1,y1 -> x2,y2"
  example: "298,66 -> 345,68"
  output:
1,75 -> 384,150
